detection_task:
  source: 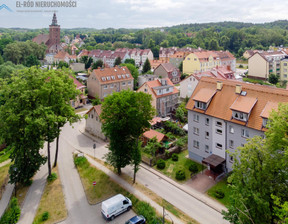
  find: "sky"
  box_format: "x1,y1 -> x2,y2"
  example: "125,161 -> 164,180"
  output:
0,0 -> 287,29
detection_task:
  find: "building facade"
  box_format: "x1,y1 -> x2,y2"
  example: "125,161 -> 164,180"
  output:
87,66 -> 134,100
153,63 -> 181,84
85,105 -> 106,141
138,78 -> 179,117
186,77 -> 288,172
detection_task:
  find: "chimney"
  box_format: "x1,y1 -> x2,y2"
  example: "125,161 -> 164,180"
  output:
216,81 -> 223,90
236,84 -> 242,94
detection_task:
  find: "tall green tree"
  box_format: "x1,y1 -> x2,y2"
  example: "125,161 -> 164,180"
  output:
101,90 -> 154,177
142,58 -> 151,74
114,56 -> 122,66
92,59 -> 103,70
25,55 -> 40,67
124,58 -> 135,66
224,103 -> 288,224
0,68 -> 47,185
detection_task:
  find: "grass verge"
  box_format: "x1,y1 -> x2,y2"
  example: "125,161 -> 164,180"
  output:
86,155 -> 198,224
207,177 -> 231,206
0,163 -> 10,200
154,150 -> 204,182
33,167 -> 67,224
74,156 -> 173,224
0,150 -> 11,164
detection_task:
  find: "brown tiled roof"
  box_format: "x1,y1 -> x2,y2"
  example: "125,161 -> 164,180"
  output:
143,78 -> 179,99
70,76 -> 85,89
159,63 -> 177,73
260,101 -> 278,118
193,88 -> 216,103
143,129 -> 166,142
54,51 -> 69,59
230,96 -> 258,113
91,66 -> 134,84
32,34 -> 49,45
86,105 -> 102,117
186,77 -> 288,131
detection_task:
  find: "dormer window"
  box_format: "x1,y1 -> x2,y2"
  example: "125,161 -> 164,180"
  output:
195,101 -> 207,110
262,118 -> 268,128
230,96 -> 257,122
232,111 -> 248,121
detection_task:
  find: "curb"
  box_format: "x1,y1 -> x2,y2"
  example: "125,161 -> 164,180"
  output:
139,163 -> 227,214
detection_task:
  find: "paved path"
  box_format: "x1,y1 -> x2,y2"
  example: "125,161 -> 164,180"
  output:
0,183 -> 14,218
0,160 -> 11,168
65,120 -> 229,224
18,144 -> 51,224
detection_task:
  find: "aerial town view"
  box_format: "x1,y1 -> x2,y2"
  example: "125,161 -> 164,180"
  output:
0,1 -> 287,224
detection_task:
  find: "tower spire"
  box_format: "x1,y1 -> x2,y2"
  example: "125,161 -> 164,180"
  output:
51,13 -> 58,26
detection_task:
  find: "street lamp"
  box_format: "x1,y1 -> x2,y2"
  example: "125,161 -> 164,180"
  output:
93,142 -> 96,159
13,167 -> 18,197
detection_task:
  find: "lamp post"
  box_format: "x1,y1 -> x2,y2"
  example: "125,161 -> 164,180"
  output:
93,142 -> 96,159
14,167 -> 18,197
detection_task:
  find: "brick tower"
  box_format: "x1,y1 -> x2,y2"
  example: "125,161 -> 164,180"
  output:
48,13 -> 60,52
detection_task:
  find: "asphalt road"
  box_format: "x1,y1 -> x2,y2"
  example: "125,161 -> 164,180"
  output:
60,119 -> 229,224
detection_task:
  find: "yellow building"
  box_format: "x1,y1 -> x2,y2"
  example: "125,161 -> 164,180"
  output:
280,57 -> 288,81
183,51 -> 220,75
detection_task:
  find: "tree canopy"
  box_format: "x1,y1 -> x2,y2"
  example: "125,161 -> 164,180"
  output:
224,103 -> 288,224
101,90 -> 155,175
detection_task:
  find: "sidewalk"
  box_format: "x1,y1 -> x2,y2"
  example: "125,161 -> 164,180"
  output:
85,155 -> 185,224
140,163 -> 227,213
0,183 -> 14,218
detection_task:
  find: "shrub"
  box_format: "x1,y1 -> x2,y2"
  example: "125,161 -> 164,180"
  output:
47,172 -> 57,182
134,201 -> 156,223
214,190 -> 225,199
175,169 -> 186,180
0,197 -> 21,224
239,64 -> 244,68
41,211 -> 49,221
171,153 -> 178,161
189,163 -> 199,173
74,156 -> 88,167
156,159 -> 165,169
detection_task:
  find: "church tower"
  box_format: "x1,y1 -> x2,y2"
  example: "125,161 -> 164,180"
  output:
49,13 -> 60,52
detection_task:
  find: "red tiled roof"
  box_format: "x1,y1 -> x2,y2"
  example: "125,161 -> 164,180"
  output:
32,34 -> 49,45
143,78 -> 179,99
86,104 -> 102,117
70,76 -> 85,89
143,129 -> 166,142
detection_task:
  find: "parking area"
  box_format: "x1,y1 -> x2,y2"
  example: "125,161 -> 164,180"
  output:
94,204 -> 136,224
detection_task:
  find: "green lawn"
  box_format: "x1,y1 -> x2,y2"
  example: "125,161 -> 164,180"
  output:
0,150 -> 11,164
0,163 -> 10,199
207,177 -> 231,206
154,150 -> 204,182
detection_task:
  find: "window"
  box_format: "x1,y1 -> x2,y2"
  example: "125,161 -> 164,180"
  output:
205,131 -> 209,139
241,129 -> 249,138
122,82 -> 126,86
194,58 -> 197,61
128,81 -> 131,85
229,140 -> 234,148
205,118 -> 210,126
96,116 -> 98,121
195,101 -> 207,110
205,145 -> 209,153
106,76 -> 111,81
91,114 -> 93,119
118,75 -> 121,79
144,88 -> 147,92
102,77 -> 106,81
216,129 -> 222,135
233,111 -> 247,121
216,143 -> 222,149
166,88 -> 169,91
193,127 -> 199,135
284,63 -> 287,66
284,74 -> 287,78
229,125 -> 234,134
103,85 -> 108,89
229,155 -> 234,163
193,140 -> 199,149
110,84 -> 114,88
193,114 -> 199,122
216,121 -> 222,127
262,118 -> 268,127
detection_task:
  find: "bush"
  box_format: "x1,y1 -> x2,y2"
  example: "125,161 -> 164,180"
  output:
156,159 -> 165,169
0,197 -> 21,224
175,169 -> 186,180
171,153 -> 178,161
47,172 -> 57,182
134,201 -> 156,223
189,163 -> 199,173
74,156 -> 88,167
239,64 -> 244,68
214,190 -> 225,199
41,211 -> 49,221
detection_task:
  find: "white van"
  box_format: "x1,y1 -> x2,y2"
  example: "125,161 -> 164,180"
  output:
101,194 -> 132,220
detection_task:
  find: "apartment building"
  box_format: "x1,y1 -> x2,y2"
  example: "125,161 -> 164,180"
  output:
280,56 -> 288,81
186,77 -> 288,173
87,66 -> 134,100
138,78 -> 179,117
248,51 -> 286,80
183,51 -> 236,75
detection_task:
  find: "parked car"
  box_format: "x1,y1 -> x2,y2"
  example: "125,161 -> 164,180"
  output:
125,215 -> 146,224
101,194 -> 132,220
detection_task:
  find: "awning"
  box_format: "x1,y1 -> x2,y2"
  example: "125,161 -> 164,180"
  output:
202,154 -> 225,168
